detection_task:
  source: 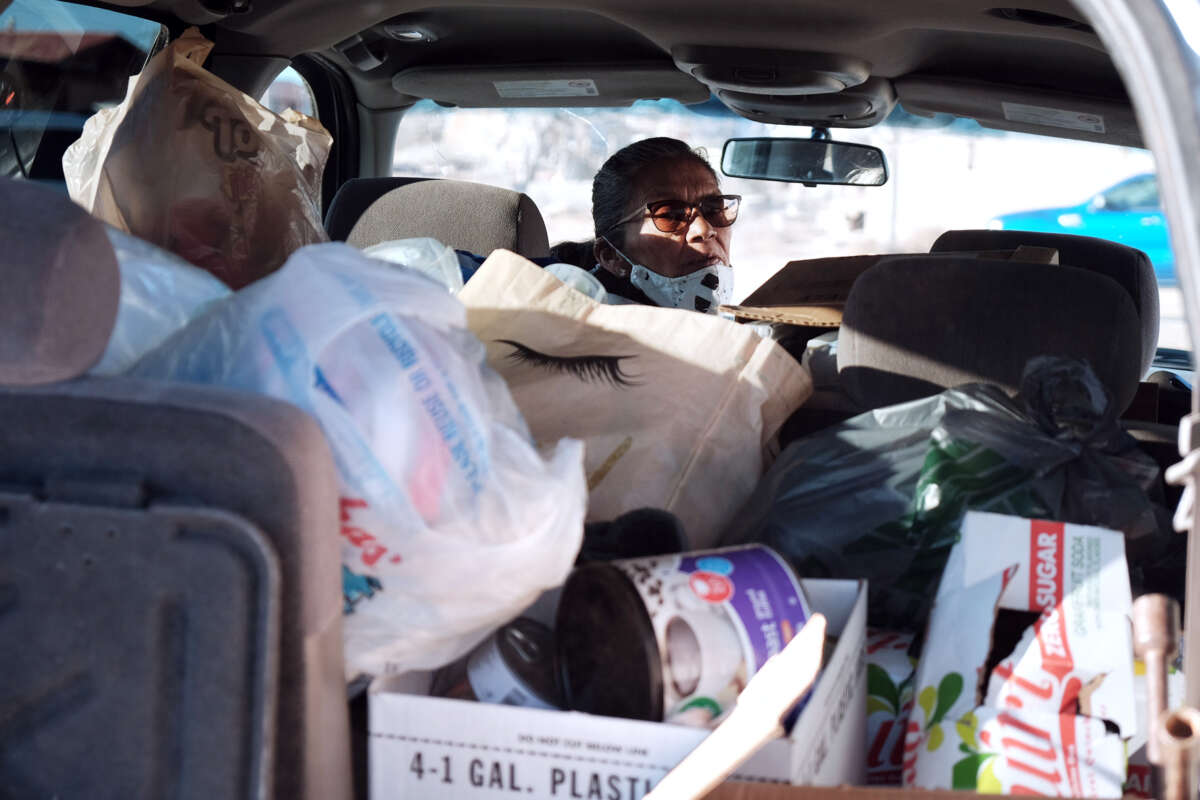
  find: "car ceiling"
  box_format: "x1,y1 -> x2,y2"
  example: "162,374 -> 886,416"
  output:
103,0 -> 1139,146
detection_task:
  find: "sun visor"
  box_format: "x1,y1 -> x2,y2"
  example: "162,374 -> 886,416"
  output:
390,62 -> 709,107
718,77 -> 896,127
896,76 -> 1142,147
673,46 -> 870,95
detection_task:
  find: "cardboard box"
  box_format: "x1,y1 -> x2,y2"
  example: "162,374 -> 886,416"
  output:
904,512 -> 1132,797
720,254 -> 887,328
369,579 -> 866,799
709,785 -> 983,799
864,631 -> 915,785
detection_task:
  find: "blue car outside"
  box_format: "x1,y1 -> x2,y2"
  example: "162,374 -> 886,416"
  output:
989,173 -> 1174,285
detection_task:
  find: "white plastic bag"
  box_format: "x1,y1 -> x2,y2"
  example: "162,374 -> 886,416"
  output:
363,237 -> 464,294
91,228 -> 232,376
129,242 -> 587,678
543,262 -> 609,302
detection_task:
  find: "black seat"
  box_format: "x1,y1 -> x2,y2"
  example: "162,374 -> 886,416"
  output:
837,255 -> 1143,412
931,229 -> 1160,376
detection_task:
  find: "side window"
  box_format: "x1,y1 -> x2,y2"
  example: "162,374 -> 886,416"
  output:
260,66 -> 316,118
0,0 -> 165,182
1102,175 -> 1159,211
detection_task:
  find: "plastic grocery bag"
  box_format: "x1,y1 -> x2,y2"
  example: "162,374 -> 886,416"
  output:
63,27 -> 331,289
459,250 -> 813,549
363,238 -> 464,294
91,228 -> 232,376
722,357 -> 1171,630
129,242 -> 588,678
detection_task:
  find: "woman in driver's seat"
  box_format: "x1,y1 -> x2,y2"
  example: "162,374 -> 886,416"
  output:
589,137 -> 741,313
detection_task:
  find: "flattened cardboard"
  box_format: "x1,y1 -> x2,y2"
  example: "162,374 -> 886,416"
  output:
369,579 -> 867,799
1007,245 -> 1059,264
720,304 -> 845,328
740,255 -> 891,309
722,255 -> 891,327
724,247 -> 1060,327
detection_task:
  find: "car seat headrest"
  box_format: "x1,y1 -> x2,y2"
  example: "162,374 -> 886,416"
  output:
838,256 -> 1143,412
327,177 -> 551,259
932,229 -> 1159,375
0,179 -> 120,385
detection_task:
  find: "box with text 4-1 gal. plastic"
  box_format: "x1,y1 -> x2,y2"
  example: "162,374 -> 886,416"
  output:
368,579 -> 866,800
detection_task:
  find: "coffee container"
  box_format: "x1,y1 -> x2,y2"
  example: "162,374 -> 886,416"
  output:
557,545 -> 813,726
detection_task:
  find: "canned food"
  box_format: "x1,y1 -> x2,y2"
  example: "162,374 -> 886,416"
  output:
557,544 -> 813,725
432,618 -> 561,709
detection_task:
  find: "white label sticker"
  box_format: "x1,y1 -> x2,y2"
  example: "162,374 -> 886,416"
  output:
1001,101 -> 1106,133
493,79 -> 599,99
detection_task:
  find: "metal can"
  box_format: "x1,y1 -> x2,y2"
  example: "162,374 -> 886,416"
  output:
556,544 -> 813,725
432,618 -> 561,709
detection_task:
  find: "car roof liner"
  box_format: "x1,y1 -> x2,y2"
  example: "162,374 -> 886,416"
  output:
113,0 -> 1139,142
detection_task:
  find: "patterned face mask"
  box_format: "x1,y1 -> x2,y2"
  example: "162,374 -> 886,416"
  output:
603,238 -> 734,313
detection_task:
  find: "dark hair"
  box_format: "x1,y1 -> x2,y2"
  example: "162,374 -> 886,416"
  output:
549,239 -> 597,268
592,137 -> 718,246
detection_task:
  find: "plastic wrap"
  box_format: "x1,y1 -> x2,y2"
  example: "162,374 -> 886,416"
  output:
130,242 -> 587,678
91,228 -> 231,376
363,237 -> 464,294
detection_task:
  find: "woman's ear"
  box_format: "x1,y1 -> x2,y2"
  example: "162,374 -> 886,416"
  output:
594,237 -> 629,277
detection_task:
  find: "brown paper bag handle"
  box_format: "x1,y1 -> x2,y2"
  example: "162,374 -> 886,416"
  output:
173,26 -> 216,67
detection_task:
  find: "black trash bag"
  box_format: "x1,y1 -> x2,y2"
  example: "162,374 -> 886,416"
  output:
721,356 -> 1173,631
575,507 -> 688,564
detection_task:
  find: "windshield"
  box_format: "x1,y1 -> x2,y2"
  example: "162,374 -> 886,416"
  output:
0,0 -> 164,183
393,99 -> 1186,359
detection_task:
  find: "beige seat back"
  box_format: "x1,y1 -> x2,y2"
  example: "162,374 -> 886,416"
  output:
325,176 -> 550,258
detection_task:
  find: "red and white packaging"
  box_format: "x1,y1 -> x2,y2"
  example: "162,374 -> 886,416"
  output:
960,512 -> 1132,615
865,630 -> 915,785
904,511 -> 1133,797
967,513 -> 1136,737
909,706 -> 1126,796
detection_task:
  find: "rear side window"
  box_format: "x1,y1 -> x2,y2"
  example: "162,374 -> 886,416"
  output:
260,66 -> 317,118
0,0 -> 165,183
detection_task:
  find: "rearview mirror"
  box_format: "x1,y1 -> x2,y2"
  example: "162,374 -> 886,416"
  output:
720,137 -> 888,186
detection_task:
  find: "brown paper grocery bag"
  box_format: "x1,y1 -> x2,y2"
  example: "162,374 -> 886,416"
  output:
460,251 -> 813,548
63,27 -> 331,289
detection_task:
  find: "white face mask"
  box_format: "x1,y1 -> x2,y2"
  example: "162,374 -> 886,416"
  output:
603,239 -> 734,313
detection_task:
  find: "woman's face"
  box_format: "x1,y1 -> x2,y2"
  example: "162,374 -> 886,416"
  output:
600,157 -> 733,279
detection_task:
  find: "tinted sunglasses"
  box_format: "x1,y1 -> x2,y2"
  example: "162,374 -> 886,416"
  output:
609,194 -> 742,235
